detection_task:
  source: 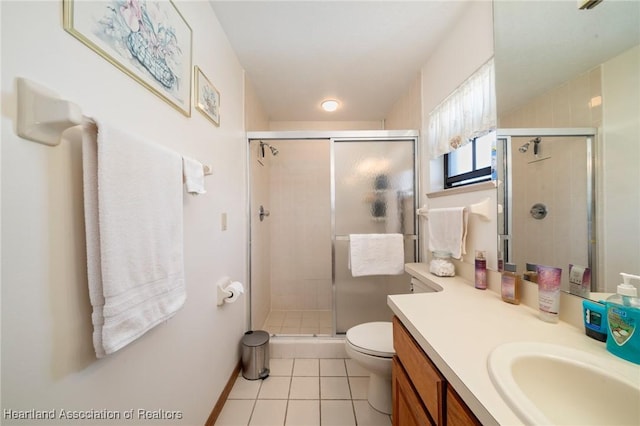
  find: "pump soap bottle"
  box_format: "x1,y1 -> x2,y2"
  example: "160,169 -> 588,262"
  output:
605,273 -> 640,365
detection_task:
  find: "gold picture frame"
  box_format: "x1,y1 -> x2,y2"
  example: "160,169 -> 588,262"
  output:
194,66 -> 220,126
63,0 -> 192,116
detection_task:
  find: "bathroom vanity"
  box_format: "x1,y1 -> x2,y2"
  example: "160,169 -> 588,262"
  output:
392,316 -> 480,425
389,263 -> 639,425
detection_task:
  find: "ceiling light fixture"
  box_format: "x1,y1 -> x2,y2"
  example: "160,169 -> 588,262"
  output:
321,99 -> 339,112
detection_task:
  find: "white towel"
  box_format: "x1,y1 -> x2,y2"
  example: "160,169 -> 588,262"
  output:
427,207 -> 468,259
182,156 -> 206,194
82,118 -> 186,357
349,234 -> 405,277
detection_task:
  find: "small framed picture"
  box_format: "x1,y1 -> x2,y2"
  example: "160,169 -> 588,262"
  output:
194,66 -> 220,126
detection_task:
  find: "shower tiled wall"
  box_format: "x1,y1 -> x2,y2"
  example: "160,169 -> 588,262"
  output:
270,140 -> 332,311
499,66 -> 602,128
499,66 -> 602,285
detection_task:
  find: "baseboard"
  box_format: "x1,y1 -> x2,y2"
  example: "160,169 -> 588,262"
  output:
205,359 -> 242,426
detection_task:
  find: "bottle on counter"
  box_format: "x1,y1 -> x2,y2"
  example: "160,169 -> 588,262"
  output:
501,263 -> 521,305
475,250 -> 487,290
523,262 -> 538,283
605,273 -> 640,365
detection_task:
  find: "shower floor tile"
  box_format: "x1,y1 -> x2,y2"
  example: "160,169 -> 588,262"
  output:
262,310 -> 332,336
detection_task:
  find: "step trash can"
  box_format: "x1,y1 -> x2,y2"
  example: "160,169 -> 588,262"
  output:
241,330 -> 270,380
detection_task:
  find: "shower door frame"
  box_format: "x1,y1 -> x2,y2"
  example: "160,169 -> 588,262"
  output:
246,130 -> 420,336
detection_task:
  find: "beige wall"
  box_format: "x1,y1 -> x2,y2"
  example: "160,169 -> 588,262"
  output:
269,121 -> 383,131
245,76 -> 270,131
384,73 -> 422,131
1,1 -> 247,424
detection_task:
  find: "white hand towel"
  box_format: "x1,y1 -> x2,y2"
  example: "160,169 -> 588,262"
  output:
182,156 -> 206,194
82,118 -> 186,357
349,234 -> 405,277
427,207 -> 468,259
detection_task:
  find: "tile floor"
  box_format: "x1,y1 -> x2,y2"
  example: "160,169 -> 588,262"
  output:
215,358 -> 391,426
262,310 -> 333,336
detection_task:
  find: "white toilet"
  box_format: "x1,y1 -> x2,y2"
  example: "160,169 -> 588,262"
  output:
344,277 -> 435,414
345,321 -> 395,414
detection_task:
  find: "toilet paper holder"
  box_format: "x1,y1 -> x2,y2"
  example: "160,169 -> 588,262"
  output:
216,276 -> 245,306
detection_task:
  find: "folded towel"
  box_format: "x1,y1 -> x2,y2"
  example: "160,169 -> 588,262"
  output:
182,156 -> 206,194
427,207 -> 468,259
82,118 -> 186,357
349,234 -> 405,277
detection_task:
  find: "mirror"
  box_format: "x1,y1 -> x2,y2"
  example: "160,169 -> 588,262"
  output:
493,0 -> 640,298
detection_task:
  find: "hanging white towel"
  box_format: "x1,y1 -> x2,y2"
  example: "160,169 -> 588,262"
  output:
427,207 -> 468,259
82,118 -> 186,358
349,234 -> 405,277
182,156 -> 206,194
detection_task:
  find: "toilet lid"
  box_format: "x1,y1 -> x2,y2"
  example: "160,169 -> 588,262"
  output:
346,322 -> 394,357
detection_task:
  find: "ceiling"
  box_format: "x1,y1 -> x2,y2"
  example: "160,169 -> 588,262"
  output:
210,1 -> 469,122
210,1 -> 640,123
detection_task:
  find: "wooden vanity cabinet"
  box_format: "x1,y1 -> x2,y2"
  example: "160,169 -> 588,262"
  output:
392,316 -> 481,426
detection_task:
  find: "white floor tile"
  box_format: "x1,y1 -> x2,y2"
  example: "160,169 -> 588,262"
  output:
320,400 -> 356,426
215,399 -> 255,426
290,376 -> 320,399
229,376 -> 262,399
293,359 -> 319,376
353,400 -> 391,425
320,359 -> 346,377
348,377 -> 369,400
269,358 -> 294,376
249,400 -> 287,426
285,400 -> 320,426
320,377 -> 351,400
258,376 -> 291,399
345,358 -> 369,377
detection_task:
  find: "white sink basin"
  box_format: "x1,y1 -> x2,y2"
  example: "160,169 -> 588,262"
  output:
488,342 -> 640,425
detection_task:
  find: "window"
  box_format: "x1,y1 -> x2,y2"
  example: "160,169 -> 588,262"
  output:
444,131 -> 494,188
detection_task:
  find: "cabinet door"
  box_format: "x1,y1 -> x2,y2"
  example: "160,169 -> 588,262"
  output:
393,317 -> 445,424
446,385 -> 482,426
392,356 -> 433,426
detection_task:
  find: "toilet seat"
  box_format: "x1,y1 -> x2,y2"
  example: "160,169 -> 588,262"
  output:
346,322 -> 394,358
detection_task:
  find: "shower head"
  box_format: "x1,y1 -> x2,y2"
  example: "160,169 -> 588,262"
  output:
518,137 -> 541,154
259,141 -> 279,157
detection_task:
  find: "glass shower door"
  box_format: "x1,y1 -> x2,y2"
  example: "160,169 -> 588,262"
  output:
333,138 -> 417,333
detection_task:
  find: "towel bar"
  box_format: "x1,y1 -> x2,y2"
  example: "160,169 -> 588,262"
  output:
417,197 -> 492,221
15,77 -> 212,175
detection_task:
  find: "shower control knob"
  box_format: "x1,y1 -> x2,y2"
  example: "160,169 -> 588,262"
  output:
530,203 -> 548,220
259,205 -> 270,221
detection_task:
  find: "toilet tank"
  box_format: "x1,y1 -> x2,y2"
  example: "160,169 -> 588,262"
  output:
410,277 -> 437,293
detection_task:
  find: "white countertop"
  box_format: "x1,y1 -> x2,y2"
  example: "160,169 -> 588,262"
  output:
388,263 -> 639,425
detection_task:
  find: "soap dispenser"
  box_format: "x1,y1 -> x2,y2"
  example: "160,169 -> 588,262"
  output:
605,273 -> 640,364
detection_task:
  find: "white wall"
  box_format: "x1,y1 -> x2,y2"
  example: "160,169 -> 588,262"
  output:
419,0 -> 496,269
1,1 -> 247,424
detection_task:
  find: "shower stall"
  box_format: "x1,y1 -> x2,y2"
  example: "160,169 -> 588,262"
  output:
497,128 -> 597,292
248,131 -> 419,337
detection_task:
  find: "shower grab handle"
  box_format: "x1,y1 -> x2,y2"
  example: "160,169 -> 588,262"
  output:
259,205 -> 270,221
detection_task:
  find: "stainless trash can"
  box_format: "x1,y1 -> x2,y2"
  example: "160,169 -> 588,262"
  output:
241,330 -> 270,380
